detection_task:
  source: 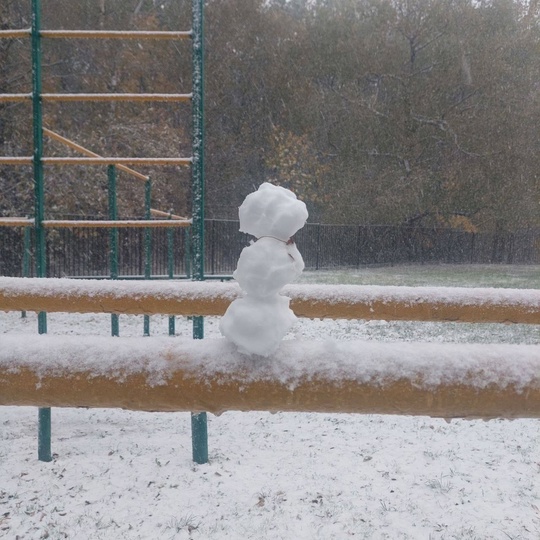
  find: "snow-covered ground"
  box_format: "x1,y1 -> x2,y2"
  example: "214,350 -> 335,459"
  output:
1,266 -> 539,539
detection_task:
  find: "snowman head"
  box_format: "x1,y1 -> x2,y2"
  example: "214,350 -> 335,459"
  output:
238,182 -> 308,241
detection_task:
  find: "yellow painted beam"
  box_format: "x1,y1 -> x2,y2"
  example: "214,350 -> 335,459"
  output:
0,278 -> 539,324
1,336 -> 538,418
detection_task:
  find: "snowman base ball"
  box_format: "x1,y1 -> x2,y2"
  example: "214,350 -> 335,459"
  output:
219,295 -> 296,357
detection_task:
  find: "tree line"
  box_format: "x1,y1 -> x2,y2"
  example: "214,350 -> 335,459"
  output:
1,0 -> 540,232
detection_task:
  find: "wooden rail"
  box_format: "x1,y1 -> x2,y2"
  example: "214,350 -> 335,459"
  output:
0,94 -> 31,102
1,335 -> 538,418
0,29 -> 191,39
42,219 -> 191,228
41,93 -> 191,102
43,128 -> 149,181
0,29 -> 31,38
0,218 -> 34,227
0,157 -> 33,165
150,209 -> 188,220
40,30 -> 192,40
41,157 -> 192,166
1,278 -> 539,324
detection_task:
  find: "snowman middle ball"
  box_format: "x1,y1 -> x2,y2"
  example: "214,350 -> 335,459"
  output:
233,237 -> 304,298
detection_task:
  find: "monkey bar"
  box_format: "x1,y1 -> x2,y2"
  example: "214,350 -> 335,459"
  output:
1,335 -> 538,419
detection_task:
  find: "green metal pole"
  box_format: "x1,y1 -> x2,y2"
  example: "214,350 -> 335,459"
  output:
191,0 -> 208,465
143,179 -> 152,336
184,227 -> 191,278
108,166 -> 119,337
32,0 -> 51,463
21,225 -> 31,318
167,214 -> 175,336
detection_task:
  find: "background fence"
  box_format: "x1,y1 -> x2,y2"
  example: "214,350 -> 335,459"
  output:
1,220 -> 539,278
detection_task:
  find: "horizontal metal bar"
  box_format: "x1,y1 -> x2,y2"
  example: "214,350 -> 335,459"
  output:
42,219 -> 192,228
40,30 -> 192,40
42,93 -> 191,102
0,157 -> 33,165
0,29 -> 31,38
0,94 -> 31,102
42,157 -> 192,166
43,128 -> 149,181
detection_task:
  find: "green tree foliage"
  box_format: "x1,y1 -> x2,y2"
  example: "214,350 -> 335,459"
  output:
0,0 -> 539,231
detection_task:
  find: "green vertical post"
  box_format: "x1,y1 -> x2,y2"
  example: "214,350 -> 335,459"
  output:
108,165 -> 119,337
184,227 -> 191,278
21,225 -> 31,318
143,179 -> 152,336
32,0 -> 51,463
191,0 -> 208,465
167,215 -> 175,336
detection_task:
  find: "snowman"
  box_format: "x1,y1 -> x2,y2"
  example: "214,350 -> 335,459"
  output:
220,182 -> 308,356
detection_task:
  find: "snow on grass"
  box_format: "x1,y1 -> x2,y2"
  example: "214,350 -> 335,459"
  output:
1,265 -> 539,539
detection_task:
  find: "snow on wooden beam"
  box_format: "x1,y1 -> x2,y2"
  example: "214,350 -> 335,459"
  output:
0,217 -> 34,227
0,156 -> 33,165
43,128 -> 150,182
42,219 -> 191,229
1,335 -> 538,418
0,277 -> 539,324
40,30 -> 191,40
42,157 -> 192,166
0,93 -> 31,102
41,93 -> 192,102
0,29 -> 31,39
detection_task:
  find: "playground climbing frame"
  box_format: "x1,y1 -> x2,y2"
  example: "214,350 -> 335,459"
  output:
0,0 -> 208,464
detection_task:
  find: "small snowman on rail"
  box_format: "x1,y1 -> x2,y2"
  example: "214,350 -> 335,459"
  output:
220,182 -> 308,356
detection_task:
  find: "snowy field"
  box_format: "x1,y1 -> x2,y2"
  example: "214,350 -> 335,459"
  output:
1,264 -> 539,539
